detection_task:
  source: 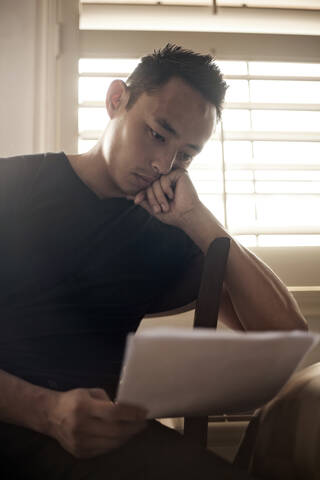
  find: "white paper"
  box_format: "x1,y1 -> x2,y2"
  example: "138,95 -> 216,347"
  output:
116,328 -> 319,419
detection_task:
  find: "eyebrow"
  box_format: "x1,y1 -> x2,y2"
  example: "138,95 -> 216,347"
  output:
155,117 -> 201,154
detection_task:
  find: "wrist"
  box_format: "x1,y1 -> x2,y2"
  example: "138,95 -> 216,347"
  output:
177,202 -> 229,253
35,388 -> 61,437
175,201 -> 202,228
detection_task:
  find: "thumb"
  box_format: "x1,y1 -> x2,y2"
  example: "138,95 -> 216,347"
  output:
167,167 -> 186,184
88,388 -> 111,401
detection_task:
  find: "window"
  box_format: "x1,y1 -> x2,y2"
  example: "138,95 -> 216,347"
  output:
78,58 -> 320,247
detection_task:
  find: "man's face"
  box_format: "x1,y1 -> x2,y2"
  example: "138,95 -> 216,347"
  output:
105,76 -> 216,196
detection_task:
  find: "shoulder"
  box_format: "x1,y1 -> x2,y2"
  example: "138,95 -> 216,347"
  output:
0,152 -> 43,179
0,152 -> 66,215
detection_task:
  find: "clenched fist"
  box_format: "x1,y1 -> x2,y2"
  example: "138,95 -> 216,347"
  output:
131,168 -> 201,228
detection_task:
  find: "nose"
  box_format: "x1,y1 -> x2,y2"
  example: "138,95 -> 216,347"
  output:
151,150 -> 177,175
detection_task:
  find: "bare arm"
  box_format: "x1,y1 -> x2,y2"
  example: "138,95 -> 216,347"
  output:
178,203 -> 307,331
0,369 -> 147,458
0,369 -> 60,434
134,169 -> 308,332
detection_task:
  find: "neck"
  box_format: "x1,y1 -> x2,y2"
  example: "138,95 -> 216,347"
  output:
67,137 -> 122,199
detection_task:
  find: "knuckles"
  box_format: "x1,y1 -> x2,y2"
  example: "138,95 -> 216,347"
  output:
69,393 -> 88,419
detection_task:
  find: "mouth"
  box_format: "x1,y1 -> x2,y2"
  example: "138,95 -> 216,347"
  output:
134,173 -> 157,187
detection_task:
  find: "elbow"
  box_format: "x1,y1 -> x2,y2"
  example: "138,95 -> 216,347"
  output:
297,314 -> 309,332
280,305 -> 309,332
290,296 -> 309,332
276,292 -> 309,332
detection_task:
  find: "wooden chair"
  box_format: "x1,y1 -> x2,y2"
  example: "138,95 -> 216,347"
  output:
142,236 -> 231,447
183,237 -> 231,447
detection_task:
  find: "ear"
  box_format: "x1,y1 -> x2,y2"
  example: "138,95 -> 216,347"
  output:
106,80 -> 129,119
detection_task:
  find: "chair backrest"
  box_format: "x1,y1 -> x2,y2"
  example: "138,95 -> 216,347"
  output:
183,237 -> 230,447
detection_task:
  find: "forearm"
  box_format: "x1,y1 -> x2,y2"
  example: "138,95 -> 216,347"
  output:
178,203 -> 308,331
0,369 -> 58,435
224,240 -> 307,331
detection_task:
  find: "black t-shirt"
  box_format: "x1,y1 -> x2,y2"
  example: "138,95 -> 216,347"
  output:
0,152 -> 200,396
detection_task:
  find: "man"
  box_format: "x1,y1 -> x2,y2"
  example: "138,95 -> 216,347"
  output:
0,44 -> 307,478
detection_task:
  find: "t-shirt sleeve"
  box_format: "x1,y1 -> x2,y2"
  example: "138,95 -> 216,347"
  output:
162,222 -> 202,275
147,219 -> 203,312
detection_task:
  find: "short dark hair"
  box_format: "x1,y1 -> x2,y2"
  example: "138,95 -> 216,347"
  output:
126,44 -> 228,120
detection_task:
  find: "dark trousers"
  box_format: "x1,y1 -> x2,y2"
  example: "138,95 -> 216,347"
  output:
0,420 -> 257,479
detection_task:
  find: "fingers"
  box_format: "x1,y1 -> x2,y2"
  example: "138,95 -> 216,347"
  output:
133,187 -> 161,214
135,178 -> 174,214
57,392 -> 148,458
89,396 -> 148,423
146,185 -> 162,214
110,402 -> 148,422
133,169 -> 188,216
152,178 -> 171,213
88,389 -> 147,421
88,388 -> 111,401
69,421 -> 147,458
133,190 -> 146,205
74,402 -> 148,458
92,417 -> 147,441
159,174 -> 175,201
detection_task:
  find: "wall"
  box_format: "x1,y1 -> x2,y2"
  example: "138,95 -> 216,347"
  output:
0,0 -> 37,157
0,0 -> 78,157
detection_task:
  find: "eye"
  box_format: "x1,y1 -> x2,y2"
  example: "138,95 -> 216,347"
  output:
179,152 -> 193,164
149,128 -> 165,143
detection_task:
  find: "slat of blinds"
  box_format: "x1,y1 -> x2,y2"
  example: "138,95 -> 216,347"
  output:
79,73 -> 320,82
222,132 -> 320,141
79,72 -> 133,77
225,165 -> 320,171
223,75 -> 320,81
79,101 -> 320,112
225,103 -> 320,111
79,31 -> 320,64
79,130 -> 320,143
231,226 -> 320,235
80,0 -> 320,9
79,5 -> 320,36
289,287 -> 320,292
